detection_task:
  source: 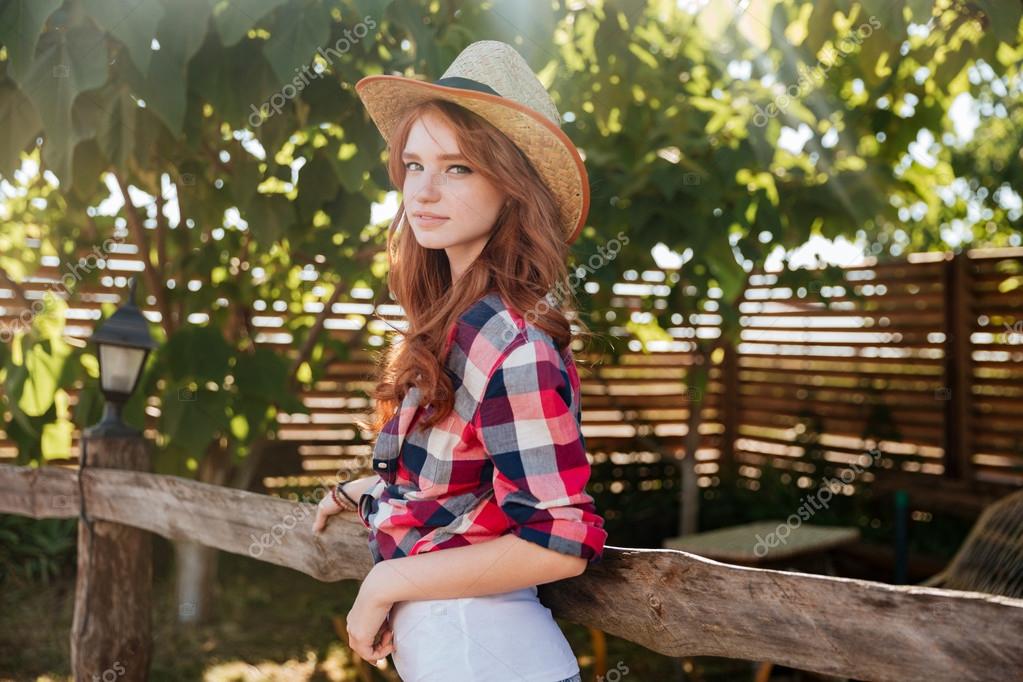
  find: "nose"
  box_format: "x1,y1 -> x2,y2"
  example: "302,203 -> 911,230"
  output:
410,170 -> 443,205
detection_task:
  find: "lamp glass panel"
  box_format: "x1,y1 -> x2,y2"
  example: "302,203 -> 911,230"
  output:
99,345 -> 147,394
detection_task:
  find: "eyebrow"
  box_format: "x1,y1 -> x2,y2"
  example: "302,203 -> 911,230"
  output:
400,151 -> 468,161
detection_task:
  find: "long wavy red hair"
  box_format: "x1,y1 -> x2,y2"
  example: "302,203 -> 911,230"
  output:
367,99 -> 584,433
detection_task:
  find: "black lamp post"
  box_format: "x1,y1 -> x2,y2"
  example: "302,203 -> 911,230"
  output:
86,276 -> 158,437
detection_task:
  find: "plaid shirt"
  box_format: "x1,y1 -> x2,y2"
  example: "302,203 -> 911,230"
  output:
357,291 -> 607,566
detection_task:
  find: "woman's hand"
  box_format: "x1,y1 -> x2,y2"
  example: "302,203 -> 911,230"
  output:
311,483 -> 356,534
346,577 -> 396,664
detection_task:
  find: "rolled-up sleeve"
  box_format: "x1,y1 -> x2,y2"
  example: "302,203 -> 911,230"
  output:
357,478 -> 386,529
474,338 -> 607,564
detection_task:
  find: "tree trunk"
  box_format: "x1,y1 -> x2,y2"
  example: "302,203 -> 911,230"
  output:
680,395 -> 702,537
679,348 -> 711,537
173,438 -> 232,624
173,538 -> 220,624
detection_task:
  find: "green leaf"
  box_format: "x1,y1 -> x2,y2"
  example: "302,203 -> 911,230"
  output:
934,40 -> 974,88
18,23 -> 110,181
232,394 -> 270,429
625,318 -> 673,349
263,0 -> 332,85
296,151 -> 340,222
804,0 -> 834,55
0,0 -> 64,81
0,80 -> 42,177
72,381 -> 105,430
228,155 -> 263,212
212,0 -> 292,46
706,235 -> 747,304
41,418 -> 73,460
140,0 -> 213,135
233,345 -> 289,400
152,445 -> 193,478
159,385 -> 230,458
120,363 -> 153,431
33,292 -> 68,342
70,138 -> 108,202
6,406 -> 42,464
164,325 -> 232,383
19,341 -> 68,417
245,194 -> 295,248
905,0 -> 934,24
81,0 -> 165,74
96,83 -> 140,172
975,0 -> 1022,45
300,75 -> 349,126
253,98 -> 293,159
346,0 -> 395,16
229,412 -> 250,440
190,35 -> 282,126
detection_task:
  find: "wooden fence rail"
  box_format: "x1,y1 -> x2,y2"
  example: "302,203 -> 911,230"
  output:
3,451 -> 1023,681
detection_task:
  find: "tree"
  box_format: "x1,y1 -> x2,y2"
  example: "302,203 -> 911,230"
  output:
547,0 -> 1022,533
1,0 -> 399,622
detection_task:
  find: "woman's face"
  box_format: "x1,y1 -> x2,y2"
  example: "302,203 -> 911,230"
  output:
401,109 -> 507,281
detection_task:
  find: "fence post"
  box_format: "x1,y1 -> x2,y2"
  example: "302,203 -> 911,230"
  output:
720,339 -> 738,471
942,251 -> 974,482
70,433 -> 153,681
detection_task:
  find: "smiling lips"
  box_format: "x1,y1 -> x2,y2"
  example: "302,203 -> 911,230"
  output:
413,211 -> 448,225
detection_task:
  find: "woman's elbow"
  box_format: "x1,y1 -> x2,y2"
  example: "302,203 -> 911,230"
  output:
546,545 -> 587,578
524,538 -> 588,580
565,555 -> 587,577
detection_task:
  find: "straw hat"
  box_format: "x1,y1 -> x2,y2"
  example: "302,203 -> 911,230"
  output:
354,40 -> 590,245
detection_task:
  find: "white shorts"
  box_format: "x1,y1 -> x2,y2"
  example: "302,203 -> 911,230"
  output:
388,585 -> 581,682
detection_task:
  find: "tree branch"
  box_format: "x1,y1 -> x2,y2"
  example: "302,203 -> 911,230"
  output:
114,173 -> 175,337
289,281 -> 344,389
0,266 -> 31,310
155,190 -> 169,284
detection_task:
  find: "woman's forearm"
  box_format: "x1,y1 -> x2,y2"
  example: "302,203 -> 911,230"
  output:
343,473 -> 381,498
364,533 -> 585,606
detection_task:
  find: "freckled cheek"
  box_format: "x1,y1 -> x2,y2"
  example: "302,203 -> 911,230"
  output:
449,184 -> 500,222
402,177 -> 424,200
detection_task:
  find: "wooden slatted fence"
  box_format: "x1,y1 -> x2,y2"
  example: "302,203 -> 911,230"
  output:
2,248 -> 1022,510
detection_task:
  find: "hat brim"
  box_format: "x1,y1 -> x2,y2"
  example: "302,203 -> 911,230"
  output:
355,74 -> 589,245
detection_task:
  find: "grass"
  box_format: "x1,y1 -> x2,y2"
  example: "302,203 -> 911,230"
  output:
1,537 -> 365,681
0,535 -> 775,682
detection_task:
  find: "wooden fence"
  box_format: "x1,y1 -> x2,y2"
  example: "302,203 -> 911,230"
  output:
726,248 -> 1023,496
2,247 -> 1022,515
3,433 -> 1023,681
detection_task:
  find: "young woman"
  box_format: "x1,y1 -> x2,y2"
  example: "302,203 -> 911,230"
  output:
311,40 -> 607,682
